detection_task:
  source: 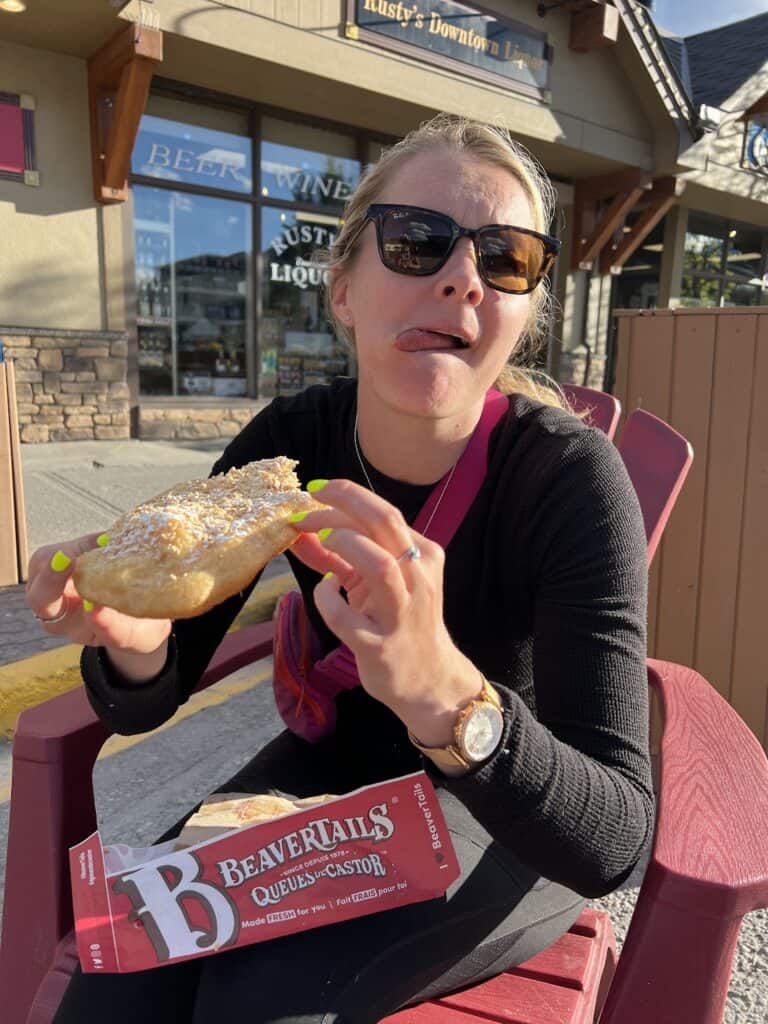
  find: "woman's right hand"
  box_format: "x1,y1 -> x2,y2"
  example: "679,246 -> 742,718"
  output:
26,534 -> 172,680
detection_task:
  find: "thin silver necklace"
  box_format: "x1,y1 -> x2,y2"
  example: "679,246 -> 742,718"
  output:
353,411 -> 458,538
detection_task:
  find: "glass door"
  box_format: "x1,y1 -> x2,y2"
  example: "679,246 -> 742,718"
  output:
134,186 -> 253,397
260,207 -> 350,397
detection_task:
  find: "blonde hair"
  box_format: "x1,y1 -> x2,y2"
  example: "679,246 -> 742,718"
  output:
323,113 -> 572,412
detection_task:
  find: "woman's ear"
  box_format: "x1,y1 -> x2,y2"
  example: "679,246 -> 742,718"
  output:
330,272 -> 353,328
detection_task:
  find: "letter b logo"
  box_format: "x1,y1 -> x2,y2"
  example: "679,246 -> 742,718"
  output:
113,854 -> 239,963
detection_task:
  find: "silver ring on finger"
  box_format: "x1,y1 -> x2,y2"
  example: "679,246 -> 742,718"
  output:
396,543 -> 421,564
35,601 -> 69,626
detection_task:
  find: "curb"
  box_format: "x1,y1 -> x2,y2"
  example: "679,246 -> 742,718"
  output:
0,573 -> 295,738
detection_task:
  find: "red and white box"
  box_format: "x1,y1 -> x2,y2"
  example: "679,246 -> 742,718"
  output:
70,772 -> 459,973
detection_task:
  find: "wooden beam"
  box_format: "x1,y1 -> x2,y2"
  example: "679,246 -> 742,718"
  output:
576,169 -> 653,203
88,23 -> 162,204
576,188 -> 646,270
743,93 -> 768,119
88,21 -> 162,89
570,3 -> 620,52
102,57 -> 156,194
601,178 -> 685,275
572,172 -> 652,272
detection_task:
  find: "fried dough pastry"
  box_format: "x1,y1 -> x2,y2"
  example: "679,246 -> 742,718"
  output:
174,792 -> 338,849
73,457 -> 317,619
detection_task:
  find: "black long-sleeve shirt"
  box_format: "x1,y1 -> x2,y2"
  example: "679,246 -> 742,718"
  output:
82,378 -> 654,898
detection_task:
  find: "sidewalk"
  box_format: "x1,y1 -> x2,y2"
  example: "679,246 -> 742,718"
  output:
0,436 -> 292,731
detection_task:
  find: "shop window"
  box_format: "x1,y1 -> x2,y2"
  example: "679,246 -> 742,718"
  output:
0,91 -> 37,185
611,216 -> 664,310
261,116 -> 360,210
146,94 -> 249,137
132,113 -> 252,194
130,97 -> 376,401
725,226 -> 764,288
683,213 -> 726,275
134,185 -> 252,396
260,206 -> 349,398
722,280 -> 762,307
680,275 -> 722,308
681,213 -> 767,308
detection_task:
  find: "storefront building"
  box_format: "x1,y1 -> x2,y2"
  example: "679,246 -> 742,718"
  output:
1,0 -> 767,442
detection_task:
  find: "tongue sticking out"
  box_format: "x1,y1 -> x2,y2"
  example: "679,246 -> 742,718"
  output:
395,329 -> 467,352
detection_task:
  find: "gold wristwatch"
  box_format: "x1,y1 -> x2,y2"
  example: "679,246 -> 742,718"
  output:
408,677 -> 504,773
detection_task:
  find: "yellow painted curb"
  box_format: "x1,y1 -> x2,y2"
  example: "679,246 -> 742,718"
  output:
0,573 -> 295,738
0,645 -> 83,738
0,662 -> 274,805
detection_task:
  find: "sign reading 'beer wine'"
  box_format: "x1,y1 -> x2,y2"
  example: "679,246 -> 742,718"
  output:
348,0 -> 551,97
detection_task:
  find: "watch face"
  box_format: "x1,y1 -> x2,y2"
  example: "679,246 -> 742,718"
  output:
459,705 -> 504,763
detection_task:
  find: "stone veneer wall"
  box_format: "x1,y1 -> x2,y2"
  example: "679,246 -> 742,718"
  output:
138,404 -> 263,441
0,327 -> 129,443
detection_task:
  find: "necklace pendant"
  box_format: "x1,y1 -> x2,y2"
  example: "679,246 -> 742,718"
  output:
353,411 -> 456,542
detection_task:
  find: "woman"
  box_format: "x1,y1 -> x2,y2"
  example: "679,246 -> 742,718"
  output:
27,114 -> 653,1023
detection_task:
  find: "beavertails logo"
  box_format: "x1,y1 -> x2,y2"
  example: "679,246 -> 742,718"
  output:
111,802 -> 395,963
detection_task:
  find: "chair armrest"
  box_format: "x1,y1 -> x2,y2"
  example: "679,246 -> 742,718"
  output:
646,657 -> 768,915
600,659 -> 768,1024
0,621 -> 276,1022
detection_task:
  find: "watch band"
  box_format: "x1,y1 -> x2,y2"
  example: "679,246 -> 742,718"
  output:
408,677 -> 504,772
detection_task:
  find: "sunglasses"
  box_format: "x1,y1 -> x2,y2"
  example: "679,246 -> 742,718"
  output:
362,204 -> 561,295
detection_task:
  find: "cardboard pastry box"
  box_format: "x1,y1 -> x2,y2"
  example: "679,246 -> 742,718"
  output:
70,772 -> 459,973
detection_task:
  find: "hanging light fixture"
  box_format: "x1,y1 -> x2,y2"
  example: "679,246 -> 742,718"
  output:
0,1 -> 27,13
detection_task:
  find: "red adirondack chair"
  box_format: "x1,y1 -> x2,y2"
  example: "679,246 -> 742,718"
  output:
3,391 -> 767,1024
561,382 -> 622,440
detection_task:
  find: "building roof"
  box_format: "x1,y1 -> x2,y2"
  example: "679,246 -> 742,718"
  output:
658,31 -> 692,98
660,12 -> 768,111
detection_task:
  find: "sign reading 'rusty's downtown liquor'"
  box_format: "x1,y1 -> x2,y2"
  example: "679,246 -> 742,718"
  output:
349,1 -> 551,96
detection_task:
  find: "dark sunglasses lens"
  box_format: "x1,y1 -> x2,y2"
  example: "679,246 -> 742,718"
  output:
479,228 -> 548,293
379,209 -> 453,274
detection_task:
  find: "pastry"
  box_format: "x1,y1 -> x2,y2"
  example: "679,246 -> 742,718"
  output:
174,792 -> 338,848
73,457 -> 317,619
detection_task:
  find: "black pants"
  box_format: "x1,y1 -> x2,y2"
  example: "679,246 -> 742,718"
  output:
55,730 -> 585,1024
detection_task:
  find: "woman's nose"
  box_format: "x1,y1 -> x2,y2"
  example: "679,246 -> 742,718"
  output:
433,237 -> 484,305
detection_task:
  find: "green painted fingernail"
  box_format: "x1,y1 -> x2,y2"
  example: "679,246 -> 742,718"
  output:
50,551 -> 71,572
97,533 -> 110,548
287,511 -> 308,523
307,479 -> 328,494
323,572 -> 334,581
318,528 -> 333,541
83,600 -> 94,613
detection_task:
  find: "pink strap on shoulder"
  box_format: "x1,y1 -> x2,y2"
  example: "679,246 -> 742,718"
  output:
411,388 -> 508,550
294,388 -> 510,732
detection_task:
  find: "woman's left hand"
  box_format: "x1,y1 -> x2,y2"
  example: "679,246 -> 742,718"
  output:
288,479 -> 483,746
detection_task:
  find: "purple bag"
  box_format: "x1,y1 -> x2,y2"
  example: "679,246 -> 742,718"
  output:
272,389 -> 509,742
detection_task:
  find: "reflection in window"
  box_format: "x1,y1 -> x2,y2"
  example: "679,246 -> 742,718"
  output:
722,280 -> 762,307
684,225 -> 725,275
134,186 -> 252,396
725,226 -> 763,285
680,212 -> 767,308
680,275 -> 721,308
132,114 -> 252,194
261,116 -> 360,210
260,207 -> 349,398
